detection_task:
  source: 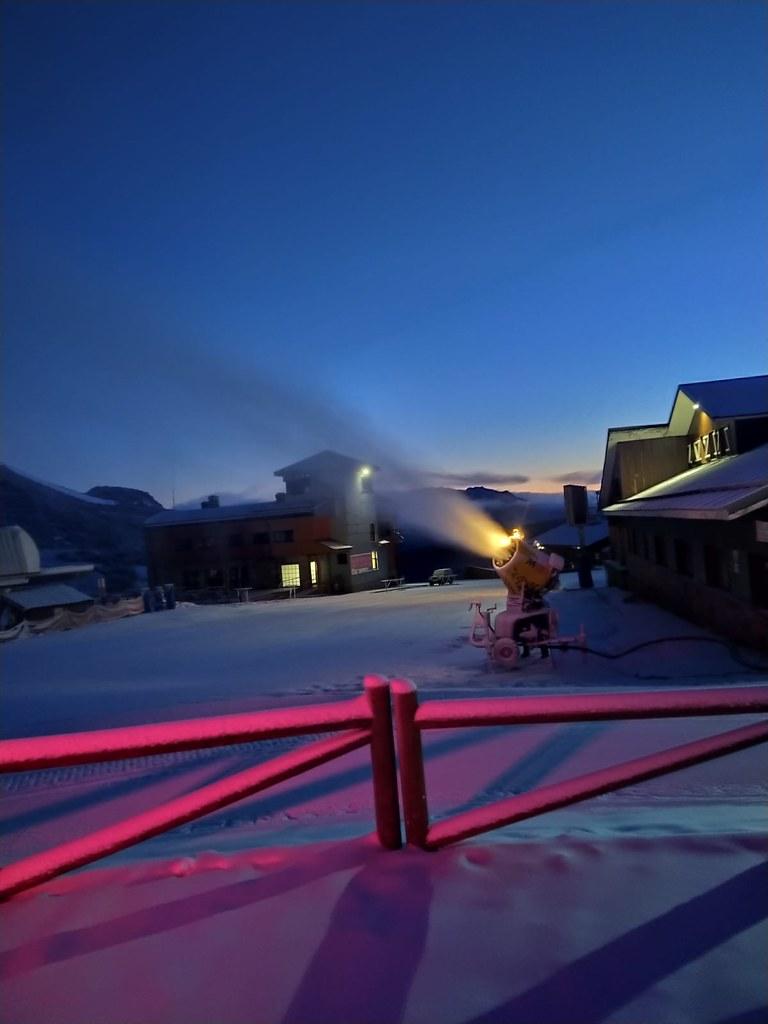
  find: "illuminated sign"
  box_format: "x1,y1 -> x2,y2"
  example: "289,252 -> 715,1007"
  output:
351,552 -> 373,575
688,426 -> 732,466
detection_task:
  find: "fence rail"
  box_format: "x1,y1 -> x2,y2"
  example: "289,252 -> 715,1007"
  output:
391,679 -> 768,850
2,678 -> 767,898
0,676 -> 401,900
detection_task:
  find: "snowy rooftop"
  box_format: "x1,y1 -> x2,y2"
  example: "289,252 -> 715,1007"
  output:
677,374 -> 768,419
5,582 -> 93,611
604,444 -> 768,519
145,498 -> 323,528
535,521 -> 609,548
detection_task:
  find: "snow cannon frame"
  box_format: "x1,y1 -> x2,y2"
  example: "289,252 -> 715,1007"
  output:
469,532 -> 585,668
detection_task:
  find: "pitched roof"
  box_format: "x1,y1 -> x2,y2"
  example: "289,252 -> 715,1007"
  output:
677,375 -> 768,419
273,450 -> 371,477
602,443 -> 768,520
535,522 -> 610,548
5,583 -> 94,611
145,499 -> 322,528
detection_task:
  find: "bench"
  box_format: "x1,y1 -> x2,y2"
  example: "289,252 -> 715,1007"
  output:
381,578 -> 405,590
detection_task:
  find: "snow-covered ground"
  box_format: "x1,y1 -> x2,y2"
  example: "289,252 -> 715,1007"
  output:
2,575 -> 767,1023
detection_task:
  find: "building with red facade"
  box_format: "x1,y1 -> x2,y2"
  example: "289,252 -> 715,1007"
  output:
144,451 -> 398,598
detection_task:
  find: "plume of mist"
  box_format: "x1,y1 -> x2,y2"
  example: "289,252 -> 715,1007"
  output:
139,340 -> 516,556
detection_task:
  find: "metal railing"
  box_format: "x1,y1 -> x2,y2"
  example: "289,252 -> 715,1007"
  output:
391,681 -> 768,850
3,678 -> 767,898
0,676 -> 401,900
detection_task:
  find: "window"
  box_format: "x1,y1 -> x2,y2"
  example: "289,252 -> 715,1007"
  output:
253,532 -> 269,545
337,552 -> 349,565
310,560 -> 318,585
281,563 -> 300,588
370,523 -> 377,544
674,539 -> 691,577
371,550 -> 379,570
654,535 -> 667,567
704,545 -> 723,589
228,533 -> 243,547
273,530 -> 294,543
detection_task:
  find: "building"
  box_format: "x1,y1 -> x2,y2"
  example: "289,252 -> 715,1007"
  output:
145,450 -> 398,598
0,525 -> 95,629
534,520 -> 610,571
599,374 -> 768,648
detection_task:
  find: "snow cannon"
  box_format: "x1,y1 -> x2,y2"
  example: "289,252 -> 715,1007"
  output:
492,529 -> 563,598
469,528 -> 584,669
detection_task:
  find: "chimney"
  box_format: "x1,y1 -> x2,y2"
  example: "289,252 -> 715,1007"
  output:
201,494 -> 220,509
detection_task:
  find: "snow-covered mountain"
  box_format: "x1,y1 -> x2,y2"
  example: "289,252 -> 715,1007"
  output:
0,466 -> 164,592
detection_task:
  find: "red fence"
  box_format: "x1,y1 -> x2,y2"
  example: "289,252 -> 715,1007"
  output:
391,681 -> 768,850
0,676 -> 401,900
2,678 -> 767,898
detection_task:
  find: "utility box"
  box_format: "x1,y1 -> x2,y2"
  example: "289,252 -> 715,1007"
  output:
563,484 -> 589,526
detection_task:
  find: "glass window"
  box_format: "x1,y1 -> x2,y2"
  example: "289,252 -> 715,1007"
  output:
371,550 -> 379,570
281,563 -> 300,588
310,560 -> 318,585
337,552 -> 349,566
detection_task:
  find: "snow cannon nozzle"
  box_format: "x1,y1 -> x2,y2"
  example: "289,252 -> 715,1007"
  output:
491,530 -> 564,597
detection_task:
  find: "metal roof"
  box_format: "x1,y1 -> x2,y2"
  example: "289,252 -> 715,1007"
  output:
4,583 -> 94,611
603,443 -> 768,520
535,522 -> 610,548
677,375 -> 768,419
145,499 -> 322,528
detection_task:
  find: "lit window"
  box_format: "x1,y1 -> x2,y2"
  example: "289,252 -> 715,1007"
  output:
281,563 -> 300,588
371,550 -> 379,570
310,560 -> 318,585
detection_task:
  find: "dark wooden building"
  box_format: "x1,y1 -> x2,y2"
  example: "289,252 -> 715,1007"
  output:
145,451 -> 397,598
599,375 -> 768,649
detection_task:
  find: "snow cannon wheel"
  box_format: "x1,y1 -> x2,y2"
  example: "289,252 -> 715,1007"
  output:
493,637 -> 519,668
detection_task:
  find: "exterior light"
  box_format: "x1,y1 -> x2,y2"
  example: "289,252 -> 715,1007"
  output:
692,403 -> 700,410
360,466 -> 371,477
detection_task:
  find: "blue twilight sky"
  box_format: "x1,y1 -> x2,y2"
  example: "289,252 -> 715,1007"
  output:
3,0 -> 766,506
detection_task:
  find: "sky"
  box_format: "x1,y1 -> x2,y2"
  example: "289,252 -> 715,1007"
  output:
2,0 -> 766,506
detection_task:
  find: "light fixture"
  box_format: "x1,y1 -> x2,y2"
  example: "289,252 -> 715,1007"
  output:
360,466 -> 371,477
692,403 -> 700,410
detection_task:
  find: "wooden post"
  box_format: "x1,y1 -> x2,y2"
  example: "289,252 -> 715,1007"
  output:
391,679 -> 429,848
364,676 -> 402,850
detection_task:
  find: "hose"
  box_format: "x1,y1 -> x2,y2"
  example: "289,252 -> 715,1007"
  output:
553,635 -> 768,674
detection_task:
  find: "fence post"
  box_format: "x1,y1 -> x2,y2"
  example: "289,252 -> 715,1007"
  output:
391,679 -> 429,849
364,676 -> 402,850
